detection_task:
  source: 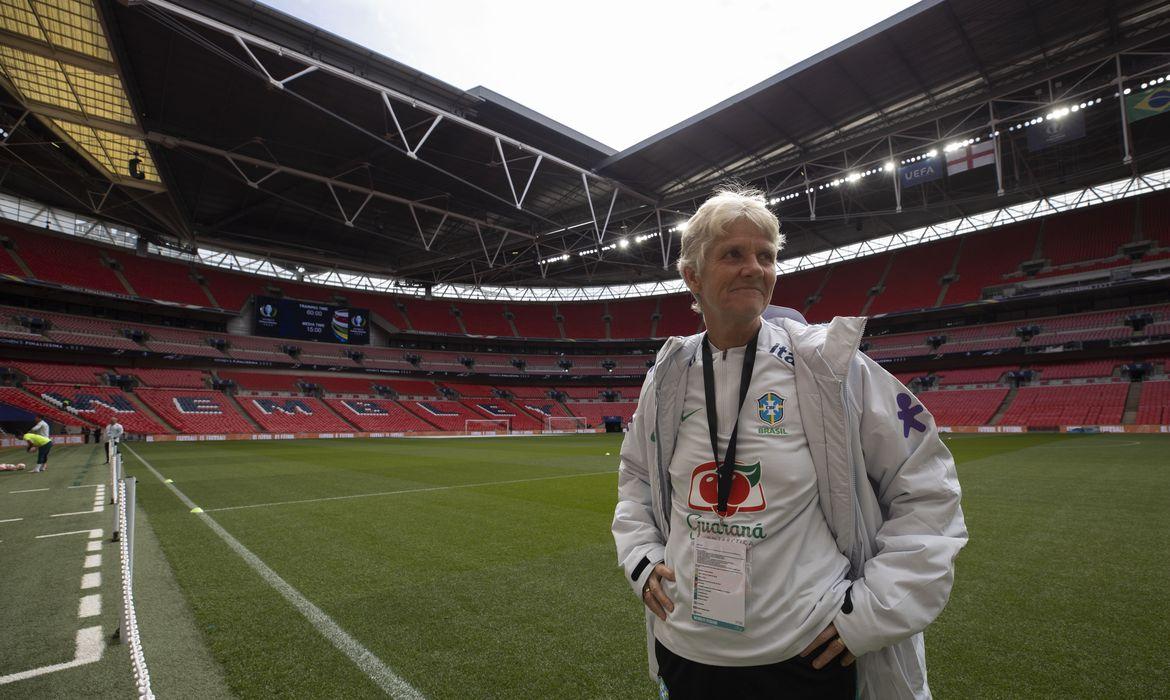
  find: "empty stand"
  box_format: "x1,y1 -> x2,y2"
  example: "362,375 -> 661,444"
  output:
508,303 -> 560,339
121,368 -> 206,388
324,398 -> 436,432
9,361 -> 105,384
461,399 -> 544,431
565,401 -> 636,428
805,255 -> 889,321
402,400 -> 480,431
917,388 -> 1008,426
25,384 -> 166,433
997,383 -> 1128,426
108,250 -> 210,306
1043,201 -> 1133,266
771,267 -> 828,315
935,366 -> 1013,386
866,238 -> 960,315
558,302 -> 606,339
943,221 -> 1040,304
0,226 -> 127,294
1135,380 -> 1170,425
458,302 -> 513,337
656,295 -> 702,337
135,389 -> 254,433
608,298 -> 656,339
0,387 -> 93,427
217,371 -> 300,392
1035,361 -> 1116,380
237,396 -> 354,432
400,298 -> 461,334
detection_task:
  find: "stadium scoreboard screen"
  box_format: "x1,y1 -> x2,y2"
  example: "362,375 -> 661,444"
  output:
254,296 -> 369,345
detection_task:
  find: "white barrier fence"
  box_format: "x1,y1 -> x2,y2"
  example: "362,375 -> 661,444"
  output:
110,443 -> 155,699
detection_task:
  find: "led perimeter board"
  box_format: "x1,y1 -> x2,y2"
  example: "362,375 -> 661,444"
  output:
254,296 -> 370,345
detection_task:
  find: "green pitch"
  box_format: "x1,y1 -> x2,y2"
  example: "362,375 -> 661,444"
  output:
94,434 -> 1167,698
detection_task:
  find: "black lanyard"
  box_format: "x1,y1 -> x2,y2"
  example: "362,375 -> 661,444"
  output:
701,326 -> 760,516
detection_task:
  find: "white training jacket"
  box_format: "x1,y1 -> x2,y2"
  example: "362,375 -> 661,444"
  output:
612,313 -> 968,699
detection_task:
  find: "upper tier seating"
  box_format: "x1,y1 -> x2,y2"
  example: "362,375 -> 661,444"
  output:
9,361 -> 105,384
0,245 -> 24,275
0,225 -> 126,294
656,295 -> 702,337
107,249 -> 209,305
120,368 -> 206,388
238,396 -> 354,432
609,299 -> 657,340
399,298 -> 461,334
771,267 -> 828,316
0,387 -> 93,427
866,238 -> 960,315
1135,380 -> 1170,425
997,383 -> 1128,427
26,384 -> 166,433
1042,200 -> 1134,267
943,221 -> 1040,304
508,303 -> 560,339
324,398 -> 437,432
917,388 -> 1009,426
134,389 -> 255,434
806,255 -> 889,320
558,303 -> 607,340
458,302 -> 513,337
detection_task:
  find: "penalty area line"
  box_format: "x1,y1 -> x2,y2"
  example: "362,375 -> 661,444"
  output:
204,469 -> 619,513
122,445 -> 426,700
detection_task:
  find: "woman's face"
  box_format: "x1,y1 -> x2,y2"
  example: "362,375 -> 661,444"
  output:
684,219 -> 777,324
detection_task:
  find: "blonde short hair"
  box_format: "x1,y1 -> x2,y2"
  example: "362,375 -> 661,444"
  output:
675,187 -> 784,313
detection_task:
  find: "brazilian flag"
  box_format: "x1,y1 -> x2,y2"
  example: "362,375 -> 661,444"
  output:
1125,86 -> 1170,123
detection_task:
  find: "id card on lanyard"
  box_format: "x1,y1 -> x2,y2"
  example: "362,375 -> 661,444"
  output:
690,327 -> 759,632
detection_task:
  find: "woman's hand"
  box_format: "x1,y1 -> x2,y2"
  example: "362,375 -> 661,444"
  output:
641,563 -> 676,621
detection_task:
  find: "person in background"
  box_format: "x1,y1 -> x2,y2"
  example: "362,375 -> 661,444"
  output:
92,426 -> 101,444
24,430 -> 52,473
104,418 -> 123,463
612,187 -> 967,699
30,414 -> 49,439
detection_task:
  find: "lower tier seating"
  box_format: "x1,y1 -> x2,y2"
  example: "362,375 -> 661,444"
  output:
997,383 -> 1128,427
25,384 -> 166,433
237,396 -> 354,432
324,398 -> 438,432
917,388 -> 1009,426
134,389 -> 255,434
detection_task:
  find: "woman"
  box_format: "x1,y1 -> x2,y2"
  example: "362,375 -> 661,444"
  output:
612,188 -> 966,699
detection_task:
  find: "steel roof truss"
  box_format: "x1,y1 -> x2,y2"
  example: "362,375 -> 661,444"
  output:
494,136 -> 541,209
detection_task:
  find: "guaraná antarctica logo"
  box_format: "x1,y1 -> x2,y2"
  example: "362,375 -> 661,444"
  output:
687,460 -> 766,517
756,392 -> 787,435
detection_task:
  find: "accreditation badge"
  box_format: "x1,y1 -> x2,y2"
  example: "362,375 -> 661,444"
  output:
690,534 -> 748,632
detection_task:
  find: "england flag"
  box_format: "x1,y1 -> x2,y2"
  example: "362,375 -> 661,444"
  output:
946,141 -> 996,175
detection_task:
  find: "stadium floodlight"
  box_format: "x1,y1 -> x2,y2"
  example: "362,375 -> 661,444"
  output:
884,162 -> 894,171
618,238 -> 629,249
1124,88 -> 1132,95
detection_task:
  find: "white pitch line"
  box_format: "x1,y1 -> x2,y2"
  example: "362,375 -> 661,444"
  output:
0,518 -> 22,524
36,528 -> 101,540
86,540 -> 101,552
80,572 -> 100,589
78,594 -> 100,618
0,626 -> 103,685
50,505 -> 103,518
83,554 -> 101,569
124,444 -> 427,700
68,484 -> 102,489
10,488 -> 49,494
206,469 -> 619,513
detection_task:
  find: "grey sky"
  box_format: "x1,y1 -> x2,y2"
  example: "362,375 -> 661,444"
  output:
261,0 -> 919,152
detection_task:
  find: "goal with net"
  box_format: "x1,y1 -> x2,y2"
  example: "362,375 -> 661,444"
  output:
545,416 -> 588,433
465,418 -> 510,435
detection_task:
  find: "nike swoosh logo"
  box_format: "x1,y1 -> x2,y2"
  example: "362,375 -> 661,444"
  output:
682,408 -> 702,422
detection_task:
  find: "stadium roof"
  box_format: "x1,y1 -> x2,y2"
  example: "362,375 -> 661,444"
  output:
1,0 -> 1170,292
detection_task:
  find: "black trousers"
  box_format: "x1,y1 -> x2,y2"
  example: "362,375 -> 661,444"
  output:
656,638 -> 856,700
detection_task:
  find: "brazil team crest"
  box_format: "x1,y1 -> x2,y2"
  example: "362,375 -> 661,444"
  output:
757,392 -> 787,435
